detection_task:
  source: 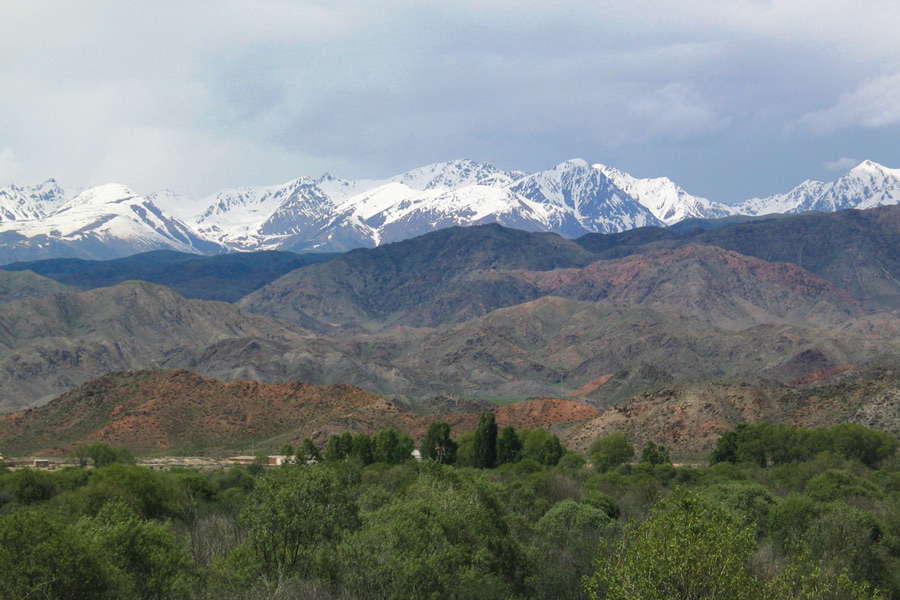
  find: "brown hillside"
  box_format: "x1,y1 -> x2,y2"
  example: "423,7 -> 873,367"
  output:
0,370 -> 419,454
499,245 -> 862,330
566,369 -> 900,459
0,370 -> 600,456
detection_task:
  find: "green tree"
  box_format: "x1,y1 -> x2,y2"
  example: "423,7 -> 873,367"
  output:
589,432 -> 634,472
323,434 -> 347,462
710,429 -> 739,464
373,428 -> 415,465
639,440 -> 671,467
497,425 -> 523,464
339,431 -> 354,457
1,467 -> 58,505
76,501 -> 193,600
73,464 -> 182,520
350,432 -> 374,465
421,421 -> 458,464
532,499 -> 614,599
473,412 -> 498,469
85,442 -> 134,468
235,465 -> 360,580
0,507 -> 119,599
277,443 -> 294,458
809,423 -> 899,468
585,490 -> 762,600
296,438 -> 321,463
337,464 -> 526,599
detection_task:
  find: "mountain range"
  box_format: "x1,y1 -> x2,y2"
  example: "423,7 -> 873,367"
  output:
6,204 -> 900,417
6,164 -> 900,458
1,159 -> 899,262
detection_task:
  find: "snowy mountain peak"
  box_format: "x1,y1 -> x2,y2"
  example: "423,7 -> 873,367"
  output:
595,163 -> 733,225
0,179 -> 68,221
63,184 -> 138,209
554,158 -> 591,170
3,157 -> 900,262
847,160 -> 899,181
392,159 -> 512,191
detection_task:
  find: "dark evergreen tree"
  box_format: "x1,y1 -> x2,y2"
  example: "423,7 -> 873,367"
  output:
497,425 -> 523,464
350,433 -> 374,466
473,412 -> 498,469
339,431 -> 354,458
710,429 -> 739,464
421,421 -> 458,465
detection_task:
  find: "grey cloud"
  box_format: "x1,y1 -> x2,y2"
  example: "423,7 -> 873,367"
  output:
795,72 -> 900,134
1,1 -> 899,202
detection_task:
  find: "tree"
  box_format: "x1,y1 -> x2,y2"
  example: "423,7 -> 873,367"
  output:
296,438 -> 320,463
323,434 -> 346,462
473,412 -> 498,469
639,440 -> 671,467
421,421 -> 458,465
74,464 -> 182,520
585,490 -> 761,600
350,433 -> 374,465
76,501 -> 193,600
497,425 -> 523,465
0,507 -> 119,599
339,431 -> 354,457
85,442 -> 134,468
277,443 -> 294,459
373,428 -> 415,465
589,432 -> 634,472
335,464 -> 526,599
710,429 -> 739,464
236,465 -> 360,580
70,444 -> 91,468
2,468 -> 58,504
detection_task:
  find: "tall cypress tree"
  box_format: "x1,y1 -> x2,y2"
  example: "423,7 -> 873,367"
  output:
473,412 -> 498,469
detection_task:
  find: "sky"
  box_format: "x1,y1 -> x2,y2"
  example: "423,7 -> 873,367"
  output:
1,1 -> 899,204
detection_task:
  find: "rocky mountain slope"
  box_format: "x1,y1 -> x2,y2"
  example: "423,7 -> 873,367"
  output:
0,270 -> 74,303
0,282 -> 315,412
565,364 -> 900,458
577,204 -> 900,311
7,212 -> 900,413
4,365 -> 900,460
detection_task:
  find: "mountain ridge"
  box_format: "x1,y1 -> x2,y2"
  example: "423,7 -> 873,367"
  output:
3,158 -> 899,261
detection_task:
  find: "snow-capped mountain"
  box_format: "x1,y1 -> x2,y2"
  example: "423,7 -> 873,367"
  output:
735,161 -> 900,216
1,158 -> 899,262
0,184 -> 222,263
0,179 -> 67,221
596,164 -> 732,225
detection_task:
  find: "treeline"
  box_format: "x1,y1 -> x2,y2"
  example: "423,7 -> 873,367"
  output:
0,420 -> 899,599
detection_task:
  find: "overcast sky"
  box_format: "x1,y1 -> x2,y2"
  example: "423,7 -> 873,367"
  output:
1,1 -> 899,203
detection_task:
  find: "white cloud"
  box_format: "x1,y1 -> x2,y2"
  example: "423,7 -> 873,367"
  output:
823,157 -> 859,171
795,72 -> 900,134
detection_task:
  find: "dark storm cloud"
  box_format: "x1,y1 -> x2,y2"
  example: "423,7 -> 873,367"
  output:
1,1 -> 898,202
